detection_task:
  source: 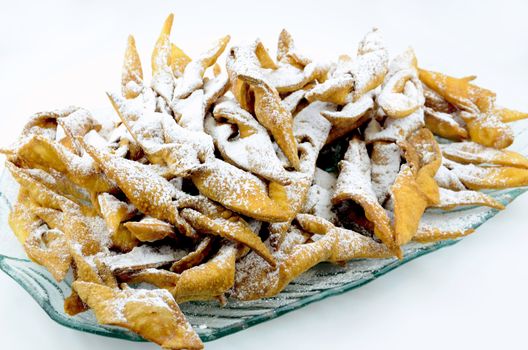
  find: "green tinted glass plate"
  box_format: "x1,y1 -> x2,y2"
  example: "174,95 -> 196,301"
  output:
1,120 -> 527,343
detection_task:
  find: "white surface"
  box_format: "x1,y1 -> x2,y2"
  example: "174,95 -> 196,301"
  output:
0,0 -> 527,349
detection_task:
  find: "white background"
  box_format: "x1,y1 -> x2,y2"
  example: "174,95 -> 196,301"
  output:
1,0 -> 527,349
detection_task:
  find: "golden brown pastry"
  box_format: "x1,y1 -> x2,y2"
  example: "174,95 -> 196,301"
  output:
3,15 -> 528,350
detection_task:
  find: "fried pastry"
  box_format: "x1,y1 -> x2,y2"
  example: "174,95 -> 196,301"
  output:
296,214 -> 392,262
233,225 -> 336,300
306,28 -> 388,105
495,107 -> 528,123
206,98 -> 291,185
238,73 -> 300,169
9,134 -> 116,193
423,107 -> 468,141
124,217 -> 177,242
267,100 -> 334,247
332,137 -> 399,256
122,35 -> 144,100
107,92 -> 215,176
172,35 -> 230,100
443,159 -> 528,190
321,93 -> 374,143
391,128 -> 441,246
377,48 -> 424,119
364,108 -> 425,143
3,15 -> 527,350
434,188 -> 504,210
190,158 -> 294,222
441,141 -> 528,168
170,236 -> 215,273
277,29 -> 311,68
24,226 -> 72,282
123,243 -> 237,303
8,191 -> 43,244
419,69 -> 514,149
73,281 -> 203,350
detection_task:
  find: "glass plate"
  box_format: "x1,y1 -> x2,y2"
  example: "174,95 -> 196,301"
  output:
1,120 -> 528,343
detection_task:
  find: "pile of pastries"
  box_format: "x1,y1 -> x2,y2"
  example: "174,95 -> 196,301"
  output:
3,14 -> 528,350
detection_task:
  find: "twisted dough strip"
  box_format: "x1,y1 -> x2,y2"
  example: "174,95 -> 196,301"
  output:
73,281 -> 203,350
205,98 -> 291,185
332,137 -> 400,257
419,69 -> 513,149
122,244 -> 238,303
238,73 -> 300,170
108,92 -> 215,176
306,28 -> 388,105
441,141 -> 528,168
377,48 -> 424,119
80,140 -> 276,266
391,128 -> 441,246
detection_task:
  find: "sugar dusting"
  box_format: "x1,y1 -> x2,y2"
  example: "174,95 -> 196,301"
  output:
3,20 -> 523,344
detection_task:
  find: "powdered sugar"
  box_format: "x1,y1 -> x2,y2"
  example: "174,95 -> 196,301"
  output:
370,142 -> 401,204
206,99 -> 291,185
302,168 -> 337,223
4,20 -> 525,349
101,245 -> 187,273
365,108 -> 425,143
